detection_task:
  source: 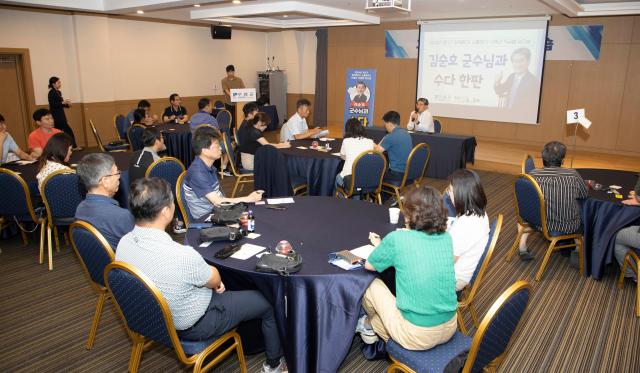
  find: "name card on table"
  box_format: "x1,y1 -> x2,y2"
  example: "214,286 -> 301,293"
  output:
230,88 -> 257,103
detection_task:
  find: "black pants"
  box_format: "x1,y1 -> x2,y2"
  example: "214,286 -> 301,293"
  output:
178,290 -> 283,366
55,120 -> 78,148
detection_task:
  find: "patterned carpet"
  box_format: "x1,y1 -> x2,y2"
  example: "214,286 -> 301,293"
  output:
0,169 -> 638,372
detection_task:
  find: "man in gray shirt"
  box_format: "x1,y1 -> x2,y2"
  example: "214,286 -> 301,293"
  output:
116,177 -> 287,373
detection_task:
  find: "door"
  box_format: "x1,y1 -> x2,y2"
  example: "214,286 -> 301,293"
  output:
0,55 -> 30,150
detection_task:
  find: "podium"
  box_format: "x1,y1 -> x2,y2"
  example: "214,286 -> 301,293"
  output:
230,88 -> 257,130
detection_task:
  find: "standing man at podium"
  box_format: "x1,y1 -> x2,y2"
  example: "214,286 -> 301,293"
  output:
221,65 -> 245,130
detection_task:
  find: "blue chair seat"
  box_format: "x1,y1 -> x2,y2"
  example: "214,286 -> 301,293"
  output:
52,217 -> 76,226
291,175 -> 307,189
180,335 -> 219,355
384,177 -> 413,187
387,332 -> 472,373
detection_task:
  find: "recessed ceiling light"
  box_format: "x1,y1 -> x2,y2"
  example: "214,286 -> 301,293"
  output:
232,0 -> 241,4
283,14 -> 288,18
194,4 -> 200,7
136,10 -> 144,14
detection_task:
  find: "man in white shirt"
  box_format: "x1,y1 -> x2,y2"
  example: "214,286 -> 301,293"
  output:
280,99 -> 322,142
407,98 -> 435,133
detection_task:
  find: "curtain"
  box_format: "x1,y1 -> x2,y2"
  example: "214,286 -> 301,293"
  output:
314,28 -> 328,125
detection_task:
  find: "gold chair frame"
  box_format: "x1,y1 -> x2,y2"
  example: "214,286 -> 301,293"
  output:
69,221 -> 115,349
457,214 -> 503,336
335,150 -> 387,204
113,114 -> 123,140
89,120 -> 128,153
104,262 -> 247,373
40,168 -> 78,271
388,281 -> 532,373
175,171 -> 191,228
381,143 -> 431,210
521,154 -> 535,174
222,132 -> 253,198
617,250 -> 639,317
0,168 -> 46,259
505,173 -> 584,281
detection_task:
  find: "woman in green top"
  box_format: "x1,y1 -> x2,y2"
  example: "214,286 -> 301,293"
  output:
357,184 -> 458,350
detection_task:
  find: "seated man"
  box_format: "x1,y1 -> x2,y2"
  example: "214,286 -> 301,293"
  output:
517,141 -> 588,261
116,178 -> 287,372
407,98 -> 435,133
1,113 -> 35,164
162,93 -> 189,124
28,108 -> 62,158
189,98 -> 219,134
374,111 -> 412,184
129,126 -> 166,186
280,99 -> 321,142
127,99 -> 158,126
75,153 -> 134,250
614,176 -> 640,281
184,126 -> 263,220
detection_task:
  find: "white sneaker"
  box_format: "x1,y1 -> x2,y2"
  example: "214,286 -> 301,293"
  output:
262,357 -> 288,373
355,315 -> 379,344
172,220 -> 187,234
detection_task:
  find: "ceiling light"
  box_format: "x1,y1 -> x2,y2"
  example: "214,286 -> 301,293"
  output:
283,14 -> 288,18
232,0 -> 241,4
194,4 -> 201,7
136,10 -> 144,14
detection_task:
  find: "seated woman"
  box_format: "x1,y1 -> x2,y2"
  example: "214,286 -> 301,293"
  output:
36,132 -> 73,189
1,113 -> 35,164
445,169 -> 490,292
238,112 -> 290,171
358,185 -> 457,350
336,118 -> 374,190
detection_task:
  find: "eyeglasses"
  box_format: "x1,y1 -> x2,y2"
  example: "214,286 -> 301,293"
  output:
101,171 -> 121,180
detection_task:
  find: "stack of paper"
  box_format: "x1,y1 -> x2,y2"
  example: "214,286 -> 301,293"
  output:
230,244 -> 266,260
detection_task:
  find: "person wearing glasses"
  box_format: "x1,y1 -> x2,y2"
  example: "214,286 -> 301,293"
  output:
75,153 -> 134,250
128,126 -> 166,186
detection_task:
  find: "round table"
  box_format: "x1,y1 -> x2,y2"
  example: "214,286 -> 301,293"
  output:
2,150 -> 132,207
187,196 -> 399,373
278,139 -> 344,196
154,123 -> 194,168
578,168 -> 640,280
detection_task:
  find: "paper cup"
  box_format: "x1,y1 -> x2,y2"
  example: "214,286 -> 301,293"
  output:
389,208 -> 400,224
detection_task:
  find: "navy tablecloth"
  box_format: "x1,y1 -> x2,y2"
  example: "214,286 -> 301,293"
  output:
155,124 -> 194,168
365,127 -> 476,179
260,105 -> 280,131
578,168 -> 640,280
186,197 -> 399,373
278,139 -> 344,196
2,150 -> 132,208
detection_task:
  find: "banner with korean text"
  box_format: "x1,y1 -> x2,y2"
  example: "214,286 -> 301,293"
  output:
344,69 -> 377,128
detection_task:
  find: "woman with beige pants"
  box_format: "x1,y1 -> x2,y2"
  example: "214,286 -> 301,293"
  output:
358,185 -> 458,350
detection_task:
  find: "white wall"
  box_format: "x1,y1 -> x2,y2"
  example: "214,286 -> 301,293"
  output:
266,30 -> 317,94
0,8 -> 316,104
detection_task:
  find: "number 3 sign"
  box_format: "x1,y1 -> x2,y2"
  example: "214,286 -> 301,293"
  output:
566,109 -> 585,124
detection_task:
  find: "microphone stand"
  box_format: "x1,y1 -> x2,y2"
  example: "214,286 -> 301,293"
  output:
571,123 -> 578,168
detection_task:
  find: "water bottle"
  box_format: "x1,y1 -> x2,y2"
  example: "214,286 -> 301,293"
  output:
248,210 -> 255,233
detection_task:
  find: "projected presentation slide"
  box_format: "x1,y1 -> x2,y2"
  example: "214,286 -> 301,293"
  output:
418,19 -> 548,124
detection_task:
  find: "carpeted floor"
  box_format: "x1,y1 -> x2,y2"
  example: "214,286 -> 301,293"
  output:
0,169 -> 638,372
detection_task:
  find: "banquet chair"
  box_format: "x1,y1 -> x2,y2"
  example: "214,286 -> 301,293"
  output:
387,281 -> 532,373
434,119 -> 442,134
69,221 -> 115,349
457,214 -> 503,335
521,154 -> 535,174
216,110 -> 232,136
222,132 -> 254,197
335,150 -> 387,204
617,248 -> 640,317
0,168 -> 46,256
89,120 -> 129,152
127,124 -> 147,152
176,171 -> 194,228
40,169 -> 86,270
104,262 -> 247,373
381,143 -> 431,209
254,145 -> 307,197
113,114 -> 130,141
505,174 -> 584,281
146,157 -> 186,222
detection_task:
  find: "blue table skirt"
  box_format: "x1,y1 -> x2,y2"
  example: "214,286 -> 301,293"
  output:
285,154 -> 343,197
260,105 -> 280,131
186,197 -> 398,373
